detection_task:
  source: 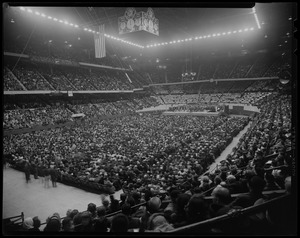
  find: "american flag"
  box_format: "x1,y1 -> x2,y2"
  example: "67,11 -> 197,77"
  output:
94,24 -> 106,58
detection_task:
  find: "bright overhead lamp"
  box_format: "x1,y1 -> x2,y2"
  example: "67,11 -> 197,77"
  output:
244,28 -> 248,31
212,34 -> 216,37
222,32 -> 226,35
207,35 -> 211,38
35,11 -> 40,15
233,30 -> 237,33
88,29 -> 92,32
203,36 -> 207,38
59,20 -> 63,23
250,27 -> 254,30
64,21 -> 69,24
84,28 -> 88,31
189,38 -> 192,40
48,16 -> 52,19
74,25 -> 79,28
70,23 -> 73,26
227,31 -> 231,34
20,7 -> 26,11
199,36 -> 202,39
53,18 -> 58,21
217,33 -> 221,36
27,9 -> 32,13
146,45 -> 149,48
41,13 -> 46,17
238,29 -> 242,32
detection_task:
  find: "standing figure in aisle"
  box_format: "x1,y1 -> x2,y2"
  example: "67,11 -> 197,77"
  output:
24,161 -> 31,183
44,166 -> 51,188
50,166 -> 58,187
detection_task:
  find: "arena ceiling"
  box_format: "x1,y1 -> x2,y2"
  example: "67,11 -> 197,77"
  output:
4,2 -> 295,60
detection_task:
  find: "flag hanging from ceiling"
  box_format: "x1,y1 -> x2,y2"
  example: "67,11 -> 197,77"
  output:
94,24 -> 106,58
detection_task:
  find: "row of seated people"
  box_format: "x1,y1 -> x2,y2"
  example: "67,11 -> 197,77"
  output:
168,104 -> 217,113
4,62 -> 142,91
3,97 -> 159,130
151,78 -> 281,96
148,54 -> 290,84
4,114 -> 251,198
6,162 -> 293,234
3,105 -> 73,130
156,92 -> 272,106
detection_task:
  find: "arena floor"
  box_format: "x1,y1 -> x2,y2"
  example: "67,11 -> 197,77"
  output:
2,167 -> 123,229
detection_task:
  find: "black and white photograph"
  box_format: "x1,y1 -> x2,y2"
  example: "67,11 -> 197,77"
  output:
2,2 -> 297,235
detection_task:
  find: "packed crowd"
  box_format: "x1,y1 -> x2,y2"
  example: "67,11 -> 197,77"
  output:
4,114 -> 250,194
3,92 -> 293,234
3,97 -> 159,130
4,61 -> 144,92
155,92 -> 271,106
3,105 -> 73,130
3,55 -> 285,93
151,78 -> 280,96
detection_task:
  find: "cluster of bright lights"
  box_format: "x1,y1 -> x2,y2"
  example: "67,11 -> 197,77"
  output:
182,72 -> 196,77
19,7 -> 144,49
146,27 -> 255,48
252,7 -> 261,29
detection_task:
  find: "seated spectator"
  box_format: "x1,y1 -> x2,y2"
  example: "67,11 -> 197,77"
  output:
264,172 -> 281,191
146,213 -> 174,232
184,194 -> 210,226
119,193 -> 127,208
121,203 -> 141,229
27,216 -> 41,232
140,196 -> 162,232
87,203 -> 97,220
110,214 -> 129,232
224,175 -> 241,194
68,209 -> 79,220
199,176 -> 213,193
230,176 -> 266,208
93,206 -> 109,232
22,217 -> 34,231
209,186 -> 240,217
61,217 -> 74,232
44,213 -> 61,232
73,211 -> 94,232
102,199 -> 110,214
171,193 -> 191,228
164,189 -> 180,222
109,195 -> 121,213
